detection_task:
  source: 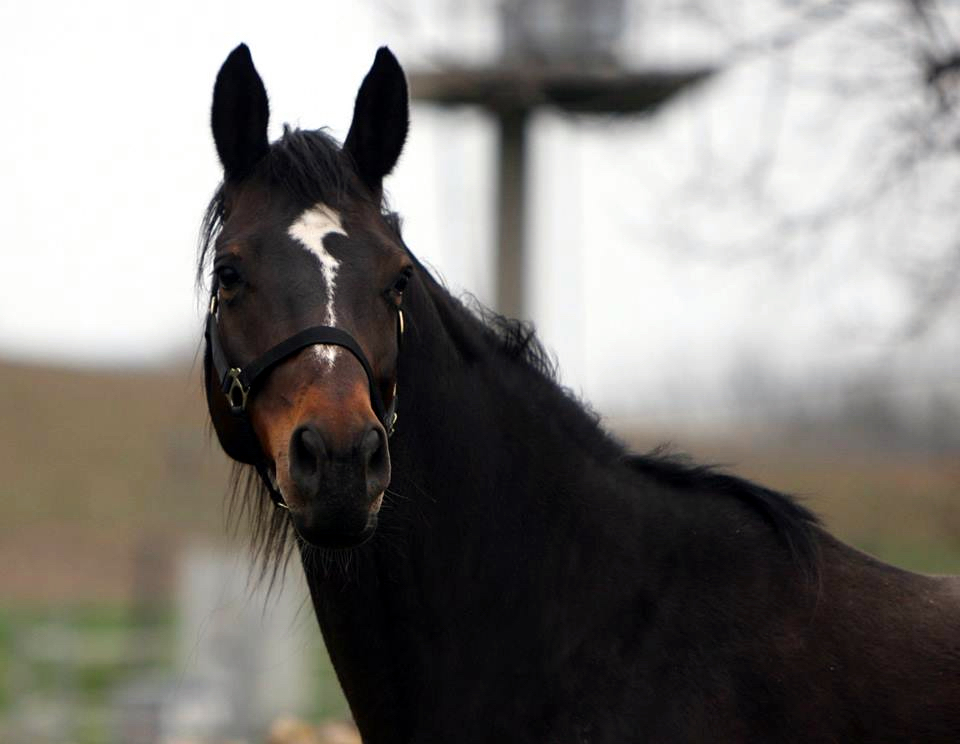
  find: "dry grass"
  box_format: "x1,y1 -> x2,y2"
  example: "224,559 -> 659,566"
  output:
0,359 -> 234,602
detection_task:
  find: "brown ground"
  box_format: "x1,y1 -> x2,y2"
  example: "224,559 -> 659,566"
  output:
0,359 -> 233,603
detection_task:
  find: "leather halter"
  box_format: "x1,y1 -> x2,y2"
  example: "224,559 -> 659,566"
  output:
205,292 -> 403,508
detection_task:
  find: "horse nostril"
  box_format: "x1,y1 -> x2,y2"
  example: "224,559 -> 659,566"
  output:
361,426 -> 389,496
300,428 -> 325,460
360,427 -> 381,462
291,425 -> 326,488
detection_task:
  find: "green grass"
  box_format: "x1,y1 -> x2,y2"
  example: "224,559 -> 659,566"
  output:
0,604 -> 171,743
311,645 -> 351,722
0,602 -> 347,743
852,540 -> 960,575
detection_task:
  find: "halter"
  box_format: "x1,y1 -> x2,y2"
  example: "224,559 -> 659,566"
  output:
205,291 -> 404,509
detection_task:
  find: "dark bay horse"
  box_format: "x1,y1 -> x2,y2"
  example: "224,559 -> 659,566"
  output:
200,44 -> 960,742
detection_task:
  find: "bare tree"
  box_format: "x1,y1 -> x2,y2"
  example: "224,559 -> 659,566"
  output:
653,0 -> 960,337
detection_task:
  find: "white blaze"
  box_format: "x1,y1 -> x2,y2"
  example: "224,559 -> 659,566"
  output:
288,204 -> 348,367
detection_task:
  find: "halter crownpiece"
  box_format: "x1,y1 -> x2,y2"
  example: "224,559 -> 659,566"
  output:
205,293 -> 404,507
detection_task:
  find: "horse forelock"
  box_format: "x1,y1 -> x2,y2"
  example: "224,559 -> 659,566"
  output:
198,126 -> 379,288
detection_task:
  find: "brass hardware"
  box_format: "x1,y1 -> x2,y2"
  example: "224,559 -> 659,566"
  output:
209,294 -> 219,315
225,368 -> 249,413
398,309 -> 405,336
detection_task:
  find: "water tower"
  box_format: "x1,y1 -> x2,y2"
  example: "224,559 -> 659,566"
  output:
409,0 -> 712,319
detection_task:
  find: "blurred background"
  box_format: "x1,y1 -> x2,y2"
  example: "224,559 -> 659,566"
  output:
1,0 -> 958,741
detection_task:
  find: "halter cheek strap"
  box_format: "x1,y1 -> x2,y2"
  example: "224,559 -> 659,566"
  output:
205,294 -> 403,507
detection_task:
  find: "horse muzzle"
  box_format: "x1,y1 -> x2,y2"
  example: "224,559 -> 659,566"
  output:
283,421 -> 390,548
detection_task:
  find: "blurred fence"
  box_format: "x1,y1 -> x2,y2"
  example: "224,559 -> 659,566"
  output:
1,546 -> 346,744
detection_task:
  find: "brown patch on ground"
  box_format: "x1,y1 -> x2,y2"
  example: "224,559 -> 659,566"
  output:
0,359 -> 235,603
267,716 -> 360,744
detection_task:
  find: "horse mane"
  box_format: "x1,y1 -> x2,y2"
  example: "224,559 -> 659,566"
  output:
198,127 -> 376,284
624,449 -> 821,573
199,128 -> 821,579
411,270 -> 822,576
472,304 -> 561,381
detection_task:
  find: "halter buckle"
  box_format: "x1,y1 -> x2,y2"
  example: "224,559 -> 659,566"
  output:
225,368 -> 249,413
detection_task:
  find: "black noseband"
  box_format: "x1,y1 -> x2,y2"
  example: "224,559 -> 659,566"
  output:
205,294 -> 403,507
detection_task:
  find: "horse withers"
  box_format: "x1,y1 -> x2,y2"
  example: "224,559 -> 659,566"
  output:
200,44 -> 960,742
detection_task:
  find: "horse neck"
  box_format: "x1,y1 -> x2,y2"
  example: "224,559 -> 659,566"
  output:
389,275 -> 626,517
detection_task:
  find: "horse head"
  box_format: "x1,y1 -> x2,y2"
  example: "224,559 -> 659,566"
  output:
203,44 -> 411,548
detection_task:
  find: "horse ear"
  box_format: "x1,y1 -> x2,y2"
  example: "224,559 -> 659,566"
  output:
211,44 -> 270,180
344,47 -> 409,197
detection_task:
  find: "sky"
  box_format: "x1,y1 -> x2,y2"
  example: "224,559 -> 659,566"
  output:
0,1 -> 391,365
2,0 -> 957,422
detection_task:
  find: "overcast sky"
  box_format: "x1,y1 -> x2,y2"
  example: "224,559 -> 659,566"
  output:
2,0 -> 957,421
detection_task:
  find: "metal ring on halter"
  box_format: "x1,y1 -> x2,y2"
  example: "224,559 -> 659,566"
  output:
225,368 -> 249,413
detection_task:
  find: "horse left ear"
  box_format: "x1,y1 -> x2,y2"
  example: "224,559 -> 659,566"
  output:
344,47 -> 409,198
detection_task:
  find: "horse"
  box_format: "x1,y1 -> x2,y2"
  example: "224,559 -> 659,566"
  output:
199,44 -> 960,743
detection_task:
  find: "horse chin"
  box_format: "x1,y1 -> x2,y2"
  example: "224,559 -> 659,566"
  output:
290,505 -> 378,549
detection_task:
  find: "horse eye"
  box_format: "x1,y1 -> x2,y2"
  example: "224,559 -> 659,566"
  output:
392,268 -> 413,294
216,265 -> 241,290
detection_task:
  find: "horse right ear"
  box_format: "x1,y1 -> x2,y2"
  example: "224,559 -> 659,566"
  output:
211,44 -> 270,181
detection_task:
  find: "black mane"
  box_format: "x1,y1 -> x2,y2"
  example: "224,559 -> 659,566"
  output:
199,127 -> 376,285
406,270 -> 822,575
624,450 -> 821,573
